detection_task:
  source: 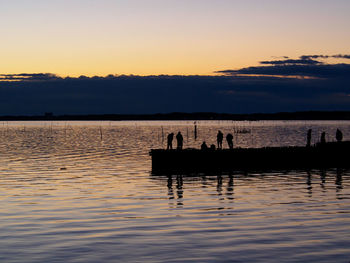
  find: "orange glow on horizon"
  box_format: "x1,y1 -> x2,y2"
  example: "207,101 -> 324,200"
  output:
1,1 -> 349,77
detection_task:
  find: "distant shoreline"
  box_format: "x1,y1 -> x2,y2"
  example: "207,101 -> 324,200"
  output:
1,111 -> 350,121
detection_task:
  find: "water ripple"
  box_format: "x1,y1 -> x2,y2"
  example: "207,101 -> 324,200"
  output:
0,121 -> 350,262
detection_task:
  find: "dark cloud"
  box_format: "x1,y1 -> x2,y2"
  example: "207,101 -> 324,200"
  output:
299,55 -> 330,60
217,53 -> 350,79
0,71 -> 350,115
216,63 -> 350,78
1,54 -> 350,115
300,54 -> 350,60
259,54 -> 350,67
260,59 -> 321,65
333,54 -> 350,59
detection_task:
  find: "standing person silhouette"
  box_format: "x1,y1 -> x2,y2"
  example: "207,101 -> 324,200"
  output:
306,129 -> 312,147
226,133 -> 234,149
176,132 -> 183,150
167,133 -> 174,150
320,132 -> 326,144
217,130 -> 223,149
336,129 -> 343,142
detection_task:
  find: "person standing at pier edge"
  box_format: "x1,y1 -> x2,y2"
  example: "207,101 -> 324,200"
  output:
167,133 -> 174,150
336,129 -> 343,142
307,129 -> 312,147
217,130 -> 223,149
226,133 -> 234,149
320,132 -> 326,144
176,131 -> 183,150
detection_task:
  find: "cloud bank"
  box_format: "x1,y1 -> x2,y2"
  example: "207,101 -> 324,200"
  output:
0,55 -> 350,115
216,54 -> 350,78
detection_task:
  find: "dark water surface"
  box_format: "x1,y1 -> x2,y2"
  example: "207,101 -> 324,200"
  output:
0,121 -> 350,262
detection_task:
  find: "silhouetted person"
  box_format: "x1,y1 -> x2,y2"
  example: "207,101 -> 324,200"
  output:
226,133 -> 234,149
210,144 -> 216,150
217,130 -> 223,149
167,133 -> 174,150
176,131 -> 183,150
194,122 -> 197,140
201,141 -> 208,150
306,129 -> 312,147
336,129 -> 343,142
320,132 -> 326,144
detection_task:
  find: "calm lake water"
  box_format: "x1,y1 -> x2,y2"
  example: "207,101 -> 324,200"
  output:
0,120 -> 350,263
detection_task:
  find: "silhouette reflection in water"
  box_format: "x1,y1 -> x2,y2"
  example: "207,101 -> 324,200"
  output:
320,169 -> 326,190
164,174 -> 235,197
217,175 -> 223,196
154,169 -> 347,209
304,169 -> 346,197
176,175 -> 183,199
336,168 -> 343,191
166,175 -> 184,207
167,176 -> 174,199
226,174 -> 234,200
306,170 -> 313,197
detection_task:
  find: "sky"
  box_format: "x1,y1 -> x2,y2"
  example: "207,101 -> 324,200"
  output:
1,0 -> 350,115
1,0 -> 350,76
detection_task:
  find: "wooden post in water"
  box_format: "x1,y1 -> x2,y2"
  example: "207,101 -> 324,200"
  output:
64,122 -> 67,137
161,126 -> 164,144
99,126 -> 103,141
235,128 -> 238,147
186,127 -> 189,142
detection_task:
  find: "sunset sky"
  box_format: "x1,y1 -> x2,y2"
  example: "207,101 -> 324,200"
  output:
1,0 -> 350,115
1,0 -> 350,77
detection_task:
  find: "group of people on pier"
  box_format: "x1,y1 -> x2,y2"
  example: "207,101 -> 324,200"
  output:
167,132 -> 183,150
200,131 -> 233,150
166,130 -> 234,150
307,128 -> 343,146
166,128 -> 345,150
215,130 -> 233,149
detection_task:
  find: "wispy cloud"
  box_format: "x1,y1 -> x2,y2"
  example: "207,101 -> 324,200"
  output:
0,73 -> 59,81
300,54 -> 350,60
260,58 -> 321,65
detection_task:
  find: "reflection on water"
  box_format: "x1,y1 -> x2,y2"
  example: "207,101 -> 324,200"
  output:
0,121 -> 350,262
154,168 -> 348,205
165,174 -> 236,203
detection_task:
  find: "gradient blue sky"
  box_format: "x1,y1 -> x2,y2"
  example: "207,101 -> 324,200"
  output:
1,0 -> 350,76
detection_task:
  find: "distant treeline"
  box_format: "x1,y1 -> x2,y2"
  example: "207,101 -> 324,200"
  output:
1,111 -> 350,121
